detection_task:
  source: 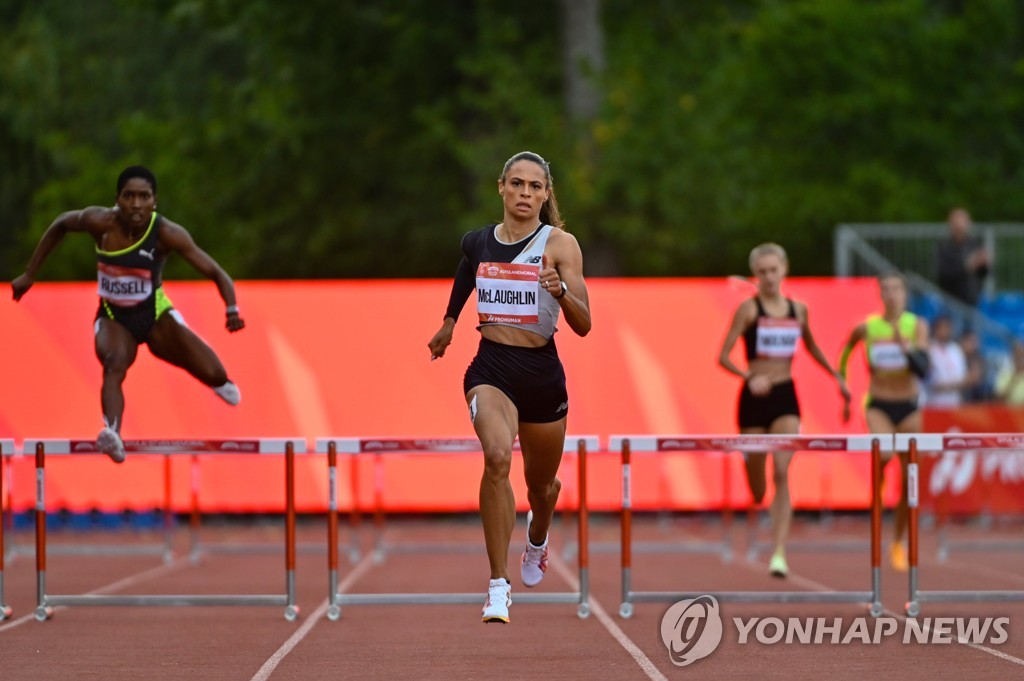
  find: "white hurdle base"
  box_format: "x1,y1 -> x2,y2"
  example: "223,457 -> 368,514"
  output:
612,435 -> 889,620
27,438 -> 305,622
319,436 -> 596,622
337,591 -> 585,606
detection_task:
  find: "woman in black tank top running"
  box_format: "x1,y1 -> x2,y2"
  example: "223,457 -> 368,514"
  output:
718,243 -> 850,577
427,152 -> 591,623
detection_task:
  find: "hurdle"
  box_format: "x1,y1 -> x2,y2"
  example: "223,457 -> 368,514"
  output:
0,439 -> 14,619
904,433 -> 1024,616
612,434 -> 888,619
27,437 -> 305,622
318,435 -> 596,621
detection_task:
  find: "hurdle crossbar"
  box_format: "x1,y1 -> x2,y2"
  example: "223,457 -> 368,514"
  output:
318,435 -> 595,621
612,434 -> 888,619
0,439 -> 14,619
26,437 -> 305,622
902,433 -> 1024,616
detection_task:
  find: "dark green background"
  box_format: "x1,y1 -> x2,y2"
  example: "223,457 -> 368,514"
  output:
3,0 -> 1021,280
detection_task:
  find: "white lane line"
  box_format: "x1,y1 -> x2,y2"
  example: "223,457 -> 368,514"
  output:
549,554 -> 669,681
250,554 -> 375,681
740,559 -> 1024,667
0,558 -> 190,633
942,558 -> 1024,586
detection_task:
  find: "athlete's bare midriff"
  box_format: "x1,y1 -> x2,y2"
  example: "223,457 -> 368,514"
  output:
747,357 -> 795,385
481,324 -> 550,348
868,371 -> 918,401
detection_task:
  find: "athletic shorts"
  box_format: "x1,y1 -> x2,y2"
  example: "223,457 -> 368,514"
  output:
94,288 -> 179,344
464,337 -> 569,424
866,396 -> 919,427
737,379 -> 800,430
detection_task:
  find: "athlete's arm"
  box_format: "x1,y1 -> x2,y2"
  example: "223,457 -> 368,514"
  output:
718,301 -> 754,380
837,323 -> 866,380
906,317 -> 930,379
429,256 -> 475,360
544,232 -> 591,337
913,317 -> 930,351
159,221 -> 244,332
12,208 -> 104,301
798,302 -> 851,409
799,303 -> 851,395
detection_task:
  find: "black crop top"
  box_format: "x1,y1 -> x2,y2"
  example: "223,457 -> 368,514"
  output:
742,297 -> 800,361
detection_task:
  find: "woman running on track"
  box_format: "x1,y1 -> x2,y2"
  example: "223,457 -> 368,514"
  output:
12,166 -> 244,463
718,243 -> 850,578
837,272 -> 929,572
427,151 -> 591,623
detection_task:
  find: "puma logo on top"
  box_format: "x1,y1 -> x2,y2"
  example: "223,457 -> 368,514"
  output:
139,248 -> 155,261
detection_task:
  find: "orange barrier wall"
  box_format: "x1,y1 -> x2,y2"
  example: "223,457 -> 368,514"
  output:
1,278 -> 885,512
920,406 -> 1024,514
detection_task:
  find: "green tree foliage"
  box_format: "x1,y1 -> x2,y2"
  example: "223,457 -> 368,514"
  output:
3,0 -> 1024,280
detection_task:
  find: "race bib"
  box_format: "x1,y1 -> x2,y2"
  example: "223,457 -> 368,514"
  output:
755,317 -> 801,358
869,341 -> 909,371
476,262 -> 540,324
98,262 -> 153,307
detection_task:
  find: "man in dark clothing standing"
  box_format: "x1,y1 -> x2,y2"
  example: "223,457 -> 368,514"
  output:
936,207 -> 989,307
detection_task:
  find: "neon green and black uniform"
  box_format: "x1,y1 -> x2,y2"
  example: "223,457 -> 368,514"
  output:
857,312 -> 921,425
95,212 -> 175,343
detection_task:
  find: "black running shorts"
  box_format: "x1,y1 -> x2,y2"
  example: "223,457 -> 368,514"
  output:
737,379 -> 801,430
464,337 -> 569,424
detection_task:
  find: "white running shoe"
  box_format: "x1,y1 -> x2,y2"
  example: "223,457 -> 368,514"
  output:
96,427 -> 126,464
521,509 -> 549,588
481,578 -> 511,623
213,381 -> 241,406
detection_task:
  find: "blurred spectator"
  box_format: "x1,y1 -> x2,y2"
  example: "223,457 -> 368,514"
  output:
936,207 -> 990,307
995,342 -> 1024,406
925,315 -> 966,408
958,329 -> 992,403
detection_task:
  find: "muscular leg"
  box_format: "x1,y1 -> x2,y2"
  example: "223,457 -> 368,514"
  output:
519,418 -> 567,546
741,428 -> 768,505
768,415 -> 799,555
147,313 -> 228,387
468,386 -> 519,582
94,318 -> 140,431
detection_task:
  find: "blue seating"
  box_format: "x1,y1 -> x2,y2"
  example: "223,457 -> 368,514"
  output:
910,292 -> 945,321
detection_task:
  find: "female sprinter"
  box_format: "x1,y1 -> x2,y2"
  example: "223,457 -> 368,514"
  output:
837,272 -> 929,571
718,243 -> 850,578
12,166 -> 244,463
427,151 -> 591,623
